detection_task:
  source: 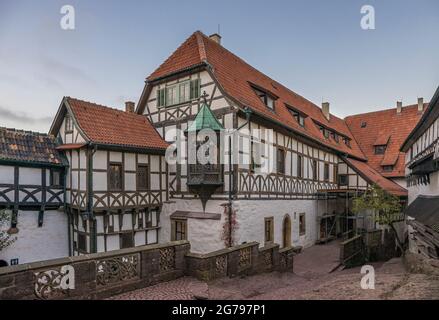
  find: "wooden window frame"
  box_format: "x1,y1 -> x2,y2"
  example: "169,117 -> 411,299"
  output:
136,164 -> 150,191
277,148 -> 285,174
299,213 -> 306,236
158,79 -> 201,108
297,155 -> 303,178
108,162 -> 124,191
65,114 -> 73,133
171,219 -> 187,241
324,163 -> 330,182
77,232 -> 87,253
264,217 -> 274,244
312,160 -> 318,181
120,231 -> 134,249
50,168 -> 63,187
339,174 -> 348,186
374,145 -> 387,155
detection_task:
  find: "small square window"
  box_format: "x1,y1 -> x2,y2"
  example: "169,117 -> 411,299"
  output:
339,174 -> 348,186
375,145 -> 387,155
120,232 -> 134,249
50,169 -> 63,187
171,219 -> 187,241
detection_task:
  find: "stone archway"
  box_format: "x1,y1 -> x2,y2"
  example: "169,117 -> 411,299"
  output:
282,214 -> 292,248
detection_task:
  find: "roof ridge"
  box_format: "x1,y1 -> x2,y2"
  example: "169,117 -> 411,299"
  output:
345,103 -> 427,119
0,126 -> 50,137
197,32 -> 348,125
147,32 -> 202,80
195,31 -> 208,62
67,97 -> 147,119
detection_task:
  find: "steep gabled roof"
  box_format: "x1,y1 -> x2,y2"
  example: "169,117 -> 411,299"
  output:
144,31 -> 366,160
343,158 -> 407,197
0,127 -> 66,167
345,104 -> 426,178
51,97 -> 169,151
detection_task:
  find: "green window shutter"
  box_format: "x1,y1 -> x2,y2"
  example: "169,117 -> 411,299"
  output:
190,79 -> 200,99
157,88 -> 166,107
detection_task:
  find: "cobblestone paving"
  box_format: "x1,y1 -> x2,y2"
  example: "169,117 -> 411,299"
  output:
109,242 -> 439,300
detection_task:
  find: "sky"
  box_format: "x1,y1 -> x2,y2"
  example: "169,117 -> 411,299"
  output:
0,0 -> 438,132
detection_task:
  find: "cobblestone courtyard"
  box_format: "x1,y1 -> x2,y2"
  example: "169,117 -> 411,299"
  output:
109,242 -> 439,300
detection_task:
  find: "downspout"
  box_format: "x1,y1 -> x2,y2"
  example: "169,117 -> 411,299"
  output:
227,107 -> 252,247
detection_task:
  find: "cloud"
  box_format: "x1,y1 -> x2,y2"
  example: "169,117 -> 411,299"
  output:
0,105 -> 52,124
40,56 -> 95,85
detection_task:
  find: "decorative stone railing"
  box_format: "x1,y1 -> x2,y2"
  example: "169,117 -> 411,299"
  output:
0,241 -> 190,300
185,242 -> 295,282
0,240 -> 296,299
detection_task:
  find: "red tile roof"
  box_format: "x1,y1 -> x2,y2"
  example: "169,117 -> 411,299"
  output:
0,127 -> 66,166
344,158 -> 407,197
345,104 -> 426,178
66,97 -> 168,151
143,30 -> 423,196
146,31 -> 366,160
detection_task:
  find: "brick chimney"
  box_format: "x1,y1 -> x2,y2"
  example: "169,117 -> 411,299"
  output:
418,97 -> 424,112
125,101 -> 135,113
396,101 -> 402,114
322,102 -> 330,121
209,33 -> 222,45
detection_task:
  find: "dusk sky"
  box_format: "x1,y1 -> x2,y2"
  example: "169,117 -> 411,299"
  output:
0,0 -> 438,132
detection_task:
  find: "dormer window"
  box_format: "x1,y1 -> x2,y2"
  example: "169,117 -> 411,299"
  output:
343,137 -> 351,148
382,165 -> 393,172
331,132 -> 339,143
375,145 -> 386,155
286,105 -> 306,127
250,83 -> 278,110
319,126 -> 329,139
254,88 -> 275,109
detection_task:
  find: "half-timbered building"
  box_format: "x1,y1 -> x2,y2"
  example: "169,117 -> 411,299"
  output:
401,86 -> 439,259
49,97 -> 168,255
0,128 -> 68,265
136,31 -> 408,253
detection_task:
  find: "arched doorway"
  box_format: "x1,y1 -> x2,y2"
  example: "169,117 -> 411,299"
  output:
282,214 -> 292,248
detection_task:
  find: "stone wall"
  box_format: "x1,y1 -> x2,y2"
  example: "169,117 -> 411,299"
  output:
0,241 -> 190,300
185,242 -> 294,282
0,240 -> 295,299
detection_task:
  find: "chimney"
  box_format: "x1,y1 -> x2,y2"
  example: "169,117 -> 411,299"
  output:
396,101 -> 402,114
322,102 -> 330,121
125,101 -> 135,113
209,33 -> 222,45
418,97 -> 424,112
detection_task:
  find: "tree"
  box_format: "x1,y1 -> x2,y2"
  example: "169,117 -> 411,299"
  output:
352,184 -> 405,254
0,209 -> 15,252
